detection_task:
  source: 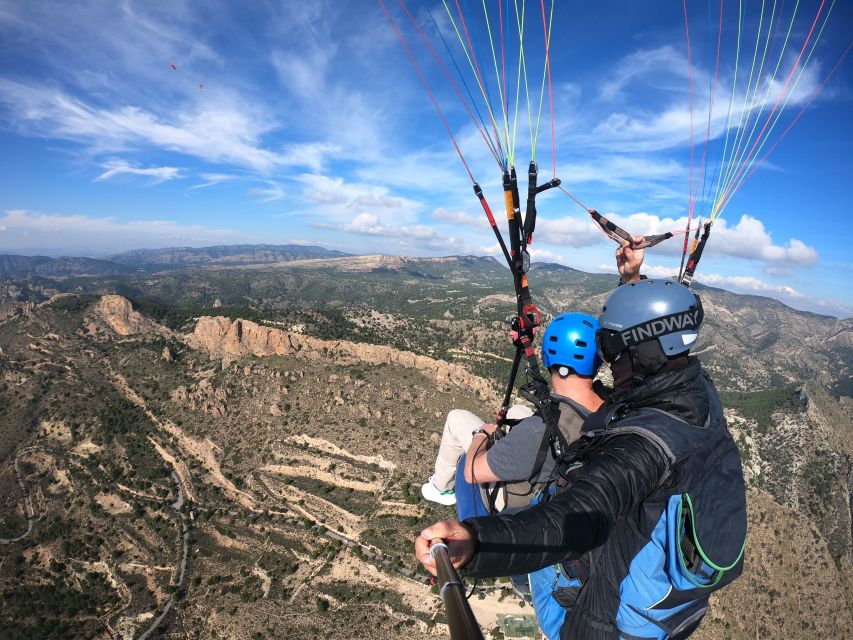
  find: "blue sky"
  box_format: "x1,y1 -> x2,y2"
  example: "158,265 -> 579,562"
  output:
0,1 -> 850,317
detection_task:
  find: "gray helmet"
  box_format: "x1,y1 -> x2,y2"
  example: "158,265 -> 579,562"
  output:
596,279 -> 703,363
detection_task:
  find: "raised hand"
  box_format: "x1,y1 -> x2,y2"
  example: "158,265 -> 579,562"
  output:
616,235 -> 645,283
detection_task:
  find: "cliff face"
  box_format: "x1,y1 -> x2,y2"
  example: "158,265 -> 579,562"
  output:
187,316 -> 499,402
93,295 -> 149,336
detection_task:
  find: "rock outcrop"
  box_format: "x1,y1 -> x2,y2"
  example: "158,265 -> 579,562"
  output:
187,316 -> 498,402
93,295 -> 149,336
171,379 -> 229,417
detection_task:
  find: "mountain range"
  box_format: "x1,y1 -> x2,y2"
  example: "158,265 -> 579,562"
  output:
0,244 -> 350,278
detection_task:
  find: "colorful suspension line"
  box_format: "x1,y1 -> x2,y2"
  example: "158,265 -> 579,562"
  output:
715,0 -> 840,216
399,0 -> 504,168
678,0 -> 697,279
378,0 -> 563,443
712,0 -> 829,220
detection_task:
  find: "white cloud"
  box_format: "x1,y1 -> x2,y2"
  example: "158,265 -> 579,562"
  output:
580,44 -> 824,156
559,156 -> 685,189
343,213 -> 435,239
249,182 -> 285,203
534,215 -> 606,248
696,273 -> 805,298
297,174 -> 422,225
528,247 -> 566,264
0,209 -> 245,253
325,212 -> 490,256
710,215 -> 818,265
430,208 -> 487,228
95,159 -> 183,183
189,173 -> 238,190
596,263 -> 681,280
0,79 -> 338,174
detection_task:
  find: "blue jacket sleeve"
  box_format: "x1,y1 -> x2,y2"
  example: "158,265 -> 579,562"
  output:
461,433 -> 667,578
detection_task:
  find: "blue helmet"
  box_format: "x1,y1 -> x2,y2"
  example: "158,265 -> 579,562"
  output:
541,312 -> 602,376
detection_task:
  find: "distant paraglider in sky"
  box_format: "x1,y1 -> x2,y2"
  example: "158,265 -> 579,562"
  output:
167,61 -> 206,94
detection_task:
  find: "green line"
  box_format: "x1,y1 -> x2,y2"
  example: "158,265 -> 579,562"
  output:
515,0 -> 535,160
717,0 -> 791,208
532,0 -> 555,162
511,0 -> 528,162
441,0 -> 504,158
710,0 -> 744,220
481,0 -> 511,164
719,0 -> 836,214
683,494 -> 746,573
716,0 -> 768,206
714,0 -> 802,218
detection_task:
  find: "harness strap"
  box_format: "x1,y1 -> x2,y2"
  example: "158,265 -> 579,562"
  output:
680,222 -> 712,286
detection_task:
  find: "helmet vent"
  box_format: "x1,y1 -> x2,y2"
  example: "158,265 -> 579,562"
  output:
573,354 -> 584,360
583,320 -> 593,327
576,340 -> 587,348
549,336 -> 559,342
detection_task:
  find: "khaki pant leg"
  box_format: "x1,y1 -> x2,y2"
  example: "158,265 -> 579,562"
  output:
432,409 -> 485,492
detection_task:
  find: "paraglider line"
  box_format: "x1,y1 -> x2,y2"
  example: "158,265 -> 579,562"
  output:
740,39 -> 850,197
378,0 -> 477,183
541,0 -> 557,177
720,0 -> 838,213
399,0 -> 503,167
714,0 -> 826,216
426,5 -> 504,165
679,0 -> 697,280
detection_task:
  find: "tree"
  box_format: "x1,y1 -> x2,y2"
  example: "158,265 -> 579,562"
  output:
315,597 -> 330,613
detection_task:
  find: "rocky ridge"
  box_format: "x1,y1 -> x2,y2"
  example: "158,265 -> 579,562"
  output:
187,315 -> 499,403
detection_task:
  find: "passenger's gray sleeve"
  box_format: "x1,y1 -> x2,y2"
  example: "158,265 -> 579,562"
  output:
485,416 -> 548,482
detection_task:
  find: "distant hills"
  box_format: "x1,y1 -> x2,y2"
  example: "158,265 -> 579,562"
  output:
0,255 -> 132,278
0,245 -> 350,277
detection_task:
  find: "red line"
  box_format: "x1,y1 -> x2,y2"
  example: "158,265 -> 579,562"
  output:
396,0 -> 502,165
693,0 -> 724,216
682,0 -> 696,261
378,0 -> 477,183
540,0 -> 556,176
716,0 -> 826,211
453,0 -> 489,119
453,0 -> 503,154
739,40 -> 851,193
499,0 -> 507,124
558,185 -> 589,212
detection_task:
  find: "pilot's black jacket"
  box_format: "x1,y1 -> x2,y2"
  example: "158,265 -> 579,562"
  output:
462,358 -> 747,640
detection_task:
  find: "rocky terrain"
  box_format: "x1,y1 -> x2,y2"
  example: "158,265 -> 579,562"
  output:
0,252 -> 851,640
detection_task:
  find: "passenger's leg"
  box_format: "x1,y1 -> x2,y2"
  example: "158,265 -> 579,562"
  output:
431,409 -> 485,491
453,455 -> 489,521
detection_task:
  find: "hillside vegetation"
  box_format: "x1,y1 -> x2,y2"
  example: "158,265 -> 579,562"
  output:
0,254 -> 850,640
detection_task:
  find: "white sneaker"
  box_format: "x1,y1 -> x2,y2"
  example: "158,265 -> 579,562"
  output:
421,476 -> 457,506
